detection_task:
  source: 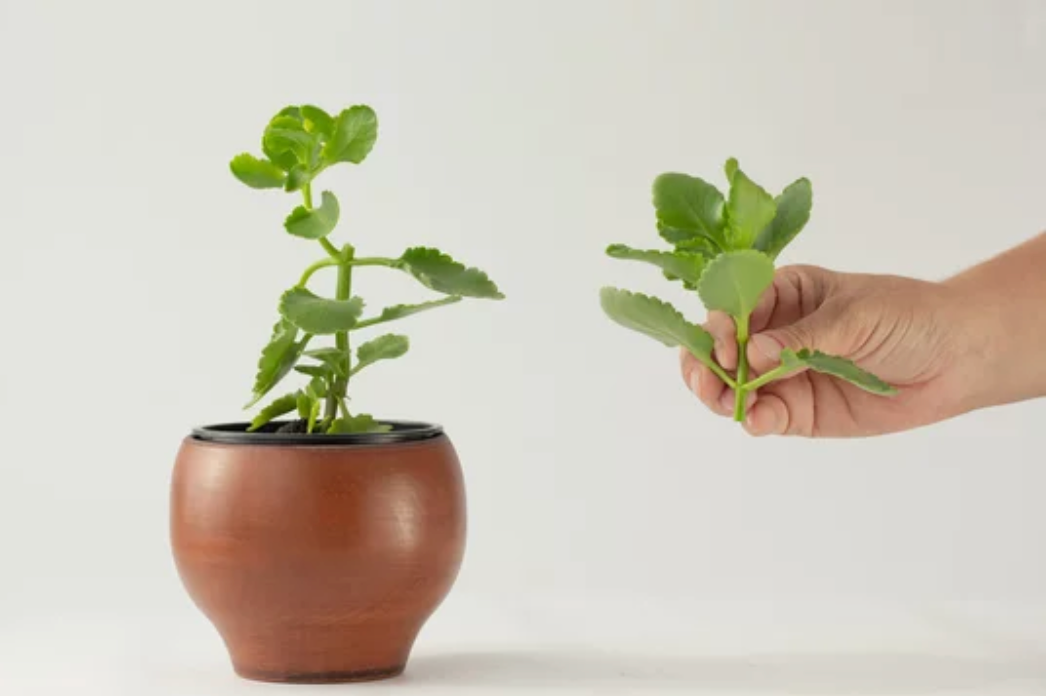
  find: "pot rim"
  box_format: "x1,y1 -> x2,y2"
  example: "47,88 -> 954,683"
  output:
191,420 -> 444,446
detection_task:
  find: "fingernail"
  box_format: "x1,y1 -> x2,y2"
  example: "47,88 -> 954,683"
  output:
750,334 -> 782,362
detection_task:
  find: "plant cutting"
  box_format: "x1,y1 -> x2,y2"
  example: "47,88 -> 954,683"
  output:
171,103 -> 503,684
601,158 -> 895,423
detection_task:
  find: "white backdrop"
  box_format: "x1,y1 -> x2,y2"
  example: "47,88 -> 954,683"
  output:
2,1 -> 1046,691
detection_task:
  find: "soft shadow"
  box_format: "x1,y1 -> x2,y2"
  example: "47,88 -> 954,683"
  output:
406,648 -> 1046,693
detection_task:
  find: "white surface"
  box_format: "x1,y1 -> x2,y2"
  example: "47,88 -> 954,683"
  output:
4,599 -> 1046,694
1,0 -> 1046,693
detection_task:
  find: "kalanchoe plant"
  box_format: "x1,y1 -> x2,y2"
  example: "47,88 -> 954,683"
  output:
601,158 -> 895,423
231,104 -> 504,434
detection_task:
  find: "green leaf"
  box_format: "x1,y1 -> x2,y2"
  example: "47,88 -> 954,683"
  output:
606,244 -> 706,288
294,364 -> 329,378
296,390 -> 313,419
599,287 -> 713,362
246,319 -> 309,408
724,157 -> 739,181
307,398 -> 322,433
697,250 -> 775,321
284,191 -> 340,239
247,392 -> 299,431
652,173 -> 727,250
354,334 -> 409,375
300,105 -> 334,137
263,115 -> 315,167
781,348 -> 896,395
279,287 -> 365,334
323,105 -> 378,165
754,178 -> 813,260
355,296 -> 463,329
725,162 -> 776,249
230,153 -> 287,189
396,247 -> 504,299
303,347 -> 348,377
657,222 -> 719,258
284,165 -> 311,192
328,413 -> 393,434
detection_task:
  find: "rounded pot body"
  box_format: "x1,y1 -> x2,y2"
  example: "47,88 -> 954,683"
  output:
170,425 -> 465,683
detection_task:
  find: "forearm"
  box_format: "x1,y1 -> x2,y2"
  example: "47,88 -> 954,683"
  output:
945,231 -> 1046,409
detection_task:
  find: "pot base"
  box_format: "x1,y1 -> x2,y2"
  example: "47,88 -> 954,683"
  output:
235,664 -> 405,684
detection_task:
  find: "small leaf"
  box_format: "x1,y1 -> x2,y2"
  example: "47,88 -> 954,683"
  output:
725,162 -> 776,249
723,157 -> 739,181
246,319 -> 309,408
328,413 -> 393,434
356,296 -> 463,328
599,287 -> 713,362
284,191 -> 340,239
247,392 -> 298,431
781,348 -> 896,395
296,391 -> 313,420
697,250 -> 775,321
303,347 -> 348,377
300,104 -> 334,137
279,287 -> 365,334
606,244 -> 706,288
307,398 -> 322,433
294,364 -> 329,378
754,177 -> 813,260
652,173 -> 727,250
396,247 -> 504,299
230,153 -> 287,189
263,115 -> 315,167
354,334 -> 409,374
323,105 -> 378,165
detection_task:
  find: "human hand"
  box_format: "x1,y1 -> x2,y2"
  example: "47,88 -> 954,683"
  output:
680,265 -> 984,437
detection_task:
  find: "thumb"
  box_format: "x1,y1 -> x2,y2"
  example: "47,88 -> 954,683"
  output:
747,308 -> 848,375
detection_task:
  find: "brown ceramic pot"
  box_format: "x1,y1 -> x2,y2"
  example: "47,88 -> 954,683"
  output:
170,421 -> 466,684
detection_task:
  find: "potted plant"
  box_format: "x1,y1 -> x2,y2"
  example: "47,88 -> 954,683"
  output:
601,158 -> 895,421
170,104 -> 504,683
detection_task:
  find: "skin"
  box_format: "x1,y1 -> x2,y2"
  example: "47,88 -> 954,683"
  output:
680,232 -> 1046,437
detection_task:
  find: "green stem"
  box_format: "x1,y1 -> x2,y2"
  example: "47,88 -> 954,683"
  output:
324,245 -> 355,423
733,317 -> 750,422
704,359 -> 738,391
319,238 -> 340,259
298,257 -> 339,287
742,364 -> 797,392
348,257 -> 397,268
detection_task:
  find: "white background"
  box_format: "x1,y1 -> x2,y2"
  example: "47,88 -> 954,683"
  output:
2,0 -> 1046,693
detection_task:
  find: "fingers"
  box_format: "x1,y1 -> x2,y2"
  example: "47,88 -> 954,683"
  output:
743,391 -> 790,436
705,311 -> 737,370
680,348 -> 730,416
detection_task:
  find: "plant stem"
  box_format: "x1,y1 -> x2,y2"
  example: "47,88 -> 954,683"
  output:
733,317 -> 750,422
298,257 -> 339,287
325,244 -> 355,423
705,360 -> 739,391
348,257 -> 397,268
743,364 -> 796,392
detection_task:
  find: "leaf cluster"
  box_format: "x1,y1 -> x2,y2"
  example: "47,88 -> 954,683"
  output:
601,158 -> 894,423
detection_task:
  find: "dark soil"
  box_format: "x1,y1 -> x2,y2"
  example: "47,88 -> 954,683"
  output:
275,419 -> 309,434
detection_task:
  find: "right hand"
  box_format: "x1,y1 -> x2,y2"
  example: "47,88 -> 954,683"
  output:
679,265 -> 986,437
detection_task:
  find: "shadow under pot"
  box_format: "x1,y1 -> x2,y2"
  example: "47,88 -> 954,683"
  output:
169,421 -> 466,684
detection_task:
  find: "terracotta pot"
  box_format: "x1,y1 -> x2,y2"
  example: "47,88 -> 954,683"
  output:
170,421 -> 466,684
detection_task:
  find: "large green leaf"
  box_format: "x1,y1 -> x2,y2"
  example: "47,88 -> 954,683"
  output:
781,348 -> 896,395
279,287 -> 365,334
725,162 -> 776,249
284,191 -> 340,239
396,247 -> 504,299
328,413 -> 392,434
355,296 -> 463,329
246,319 -> 309,407
247,392 -> 299,431
652,173 -> 727,250
322,105 -> 378,165
697,250 -> 775,321
606,244 -> 706,288
754,178 -> 813,259
353,334 -> 409,375
599,287 -> 713,362
230,153 -> 286,189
